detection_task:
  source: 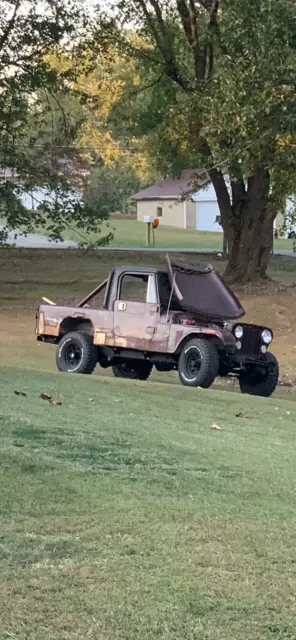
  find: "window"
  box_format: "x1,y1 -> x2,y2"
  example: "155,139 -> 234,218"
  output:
146,275 -> 157,304
157,206 -> 163,217
119,274 -> 158,304
119,274 -> 148,303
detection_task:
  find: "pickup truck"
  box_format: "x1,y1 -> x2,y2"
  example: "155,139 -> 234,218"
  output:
35,255 -> 279,396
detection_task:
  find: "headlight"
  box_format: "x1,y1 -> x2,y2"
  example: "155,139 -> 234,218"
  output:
262,329 -> 272,344
234,325 -> 243,339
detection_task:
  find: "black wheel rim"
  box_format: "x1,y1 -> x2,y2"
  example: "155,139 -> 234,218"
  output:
64,342 -> 82,368
186,351 -> 201,377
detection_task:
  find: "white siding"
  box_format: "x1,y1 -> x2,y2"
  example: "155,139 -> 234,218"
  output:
196,201 -> 222,232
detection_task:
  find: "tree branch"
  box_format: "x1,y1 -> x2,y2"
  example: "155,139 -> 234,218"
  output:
208,166 -> 232,233
0,0 -> 21,51
177,0 -> 206,83
136,0 -> 195,92
125,69 -> 166,96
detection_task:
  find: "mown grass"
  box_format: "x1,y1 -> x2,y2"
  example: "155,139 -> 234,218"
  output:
64,218 -> 295,251
5,215 -> 292,251
1,249 -> 296,637
1,366 -> 296,639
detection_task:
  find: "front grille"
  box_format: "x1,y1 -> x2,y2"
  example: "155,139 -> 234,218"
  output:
240,325 -> 262,357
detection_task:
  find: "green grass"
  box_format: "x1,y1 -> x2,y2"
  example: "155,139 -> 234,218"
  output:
1,366 -> 296,638
62,218 -> 295,251
1,249 -> 296,637
7,215 -> 292,251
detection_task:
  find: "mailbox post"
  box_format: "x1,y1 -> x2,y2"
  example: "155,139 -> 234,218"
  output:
144,216 -> 153,246
144,216 -> 159,246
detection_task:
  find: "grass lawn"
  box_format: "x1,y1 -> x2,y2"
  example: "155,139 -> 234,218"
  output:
1,248 -> 296,637
5,215 -> 292,251
61,218 -> 295,251
1,366 -> 296,639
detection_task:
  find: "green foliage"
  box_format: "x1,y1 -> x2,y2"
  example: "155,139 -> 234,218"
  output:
101,0 -> 296,184
96,0 -> 296,279
84,163 -> 144,217
0,0 -> 113,246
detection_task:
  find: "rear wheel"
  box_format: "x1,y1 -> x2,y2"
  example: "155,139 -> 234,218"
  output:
239,352 -> 279,397
112,361 -> 152,381
178,338 -> 219,388
56,331 -> 97,374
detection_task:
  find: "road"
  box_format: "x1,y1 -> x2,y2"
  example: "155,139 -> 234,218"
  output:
1,227 -> 295,257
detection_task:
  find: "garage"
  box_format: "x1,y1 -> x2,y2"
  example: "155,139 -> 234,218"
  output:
195,200 -> 222,232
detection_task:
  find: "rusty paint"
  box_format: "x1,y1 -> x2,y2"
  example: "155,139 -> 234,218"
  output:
46,318 -> 59,327
44,324 -> 59,337
114,337 -> 128,348
94,331 -> 106,346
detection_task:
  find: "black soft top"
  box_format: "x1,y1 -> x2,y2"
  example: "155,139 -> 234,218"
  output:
165,255 -> 245,320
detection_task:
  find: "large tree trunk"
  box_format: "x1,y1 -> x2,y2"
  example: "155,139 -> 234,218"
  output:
209,166 -> 273,283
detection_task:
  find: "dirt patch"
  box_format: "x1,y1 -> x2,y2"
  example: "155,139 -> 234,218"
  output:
241,291 -> 296,383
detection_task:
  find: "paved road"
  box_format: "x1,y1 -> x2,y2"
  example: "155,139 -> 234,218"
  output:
1,227 -> 295,257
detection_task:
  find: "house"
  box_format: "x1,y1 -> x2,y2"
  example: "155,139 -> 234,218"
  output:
133,169 -> 226,232
133,169 -> 286,234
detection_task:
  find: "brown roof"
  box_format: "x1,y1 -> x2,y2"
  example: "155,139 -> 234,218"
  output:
132,169 -> 210,201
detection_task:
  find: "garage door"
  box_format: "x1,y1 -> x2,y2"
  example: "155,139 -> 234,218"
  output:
196,201 -> 222,232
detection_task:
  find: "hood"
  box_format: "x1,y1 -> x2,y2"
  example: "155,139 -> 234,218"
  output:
165,255 -> 245,320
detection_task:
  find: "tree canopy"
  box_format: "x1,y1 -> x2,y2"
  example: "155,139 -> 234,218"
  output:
95,0 -> 296,281
0,0 -> 112,245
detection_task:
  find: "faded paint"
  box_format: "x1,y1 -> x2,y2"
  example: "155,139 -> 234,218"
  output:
137,199 -> 185,229
185,201 -> 196,229
167,323 -> 236,354
94,331 -> 106,346
37,267 -> 235,358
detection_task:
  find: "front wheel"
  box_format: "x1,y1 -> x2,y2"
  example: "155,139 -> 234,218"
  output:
112,361 -> 152,381
239,352 -> 279,397
56,331 -> 97,374
178,338 -> 219,388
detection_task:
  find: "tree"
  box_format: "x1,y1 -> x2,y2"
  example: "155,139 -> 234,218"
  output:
44,47 -> 156,219
0,0 -> 112,245
84,163 -> 142,217
97,0 -> 296,282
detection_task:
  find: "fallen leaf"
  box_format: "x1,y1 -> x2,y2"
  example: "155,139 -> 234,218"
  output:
50,398 -> 62,406
40,393 -> 52,401
40,393 -> 62,406
211,423 -> 222,430
14,390 -> 27,397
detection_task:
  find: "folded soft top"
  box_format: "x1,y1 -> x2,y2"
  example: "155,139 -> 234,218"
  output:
165,255 -> 245,320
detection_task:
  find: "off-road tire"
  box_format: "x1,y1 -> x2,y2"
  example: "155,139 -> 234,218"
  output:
56,331 -> 97,374
178,338 -> 219,388
239,352 -> 279,397
112,361 -> 152,381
